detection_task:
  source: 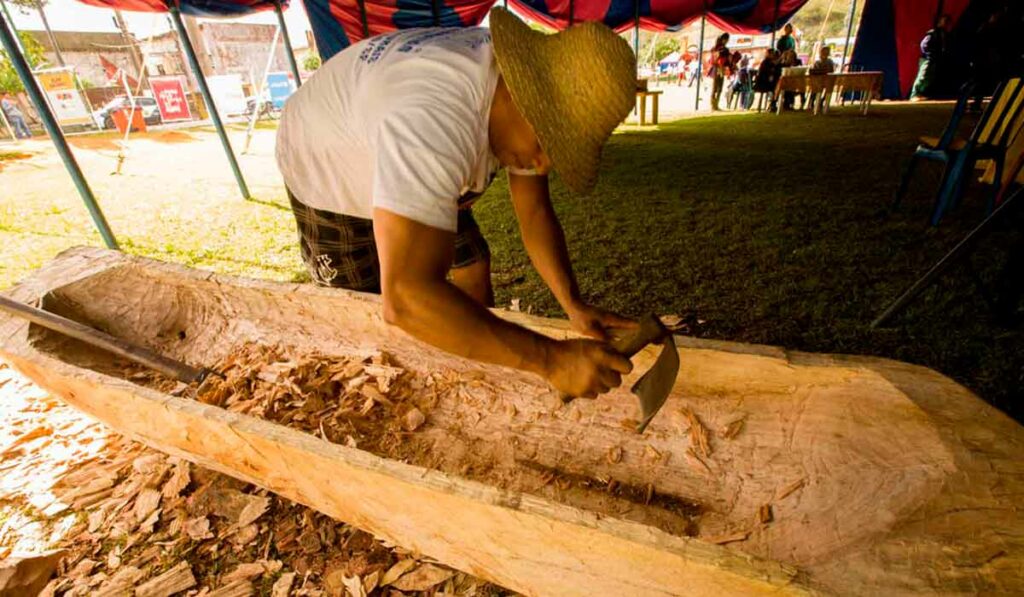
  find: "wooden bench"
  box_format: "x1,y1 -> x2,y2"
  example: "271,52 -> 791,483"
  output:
635,90 -> 663,125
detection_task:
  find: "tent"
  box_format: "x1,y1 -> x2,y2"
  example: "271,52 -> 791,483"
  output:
660,50 -> 682,65
305,0 -> 810,61
850,0 -> 971,99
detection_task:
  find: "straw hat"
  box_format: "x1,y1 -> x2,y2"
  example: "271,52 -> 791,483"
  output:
490,8 -> 635,195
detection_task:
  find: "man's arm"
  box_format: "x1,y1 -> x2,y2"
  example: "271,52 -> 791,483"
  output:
508,173 -> 635,340
373,208 -> 631,398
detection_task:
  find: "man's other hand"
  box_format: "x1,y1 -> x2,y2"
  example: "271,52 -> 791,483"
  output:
546,339 -> 633,399
566,302 -> 638,342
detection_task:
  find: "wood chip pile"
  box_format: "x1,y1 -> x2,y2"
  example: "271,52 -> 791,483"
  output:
0,362 -> 511,596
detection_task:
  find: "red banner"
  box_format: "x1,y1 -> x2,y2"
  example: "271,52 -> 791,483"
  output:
149,76 -> 192,122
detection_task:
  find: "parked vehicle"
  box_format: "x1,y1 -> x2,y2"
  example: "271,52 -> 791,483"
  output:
93,96 -> 162,130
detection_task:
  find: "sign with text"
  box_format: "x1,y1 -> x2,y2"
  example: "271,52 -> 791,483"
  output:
207,74 -> 247,116
149,76 -> 192,122
265,72 -> 295,109
34,68 -> 91,126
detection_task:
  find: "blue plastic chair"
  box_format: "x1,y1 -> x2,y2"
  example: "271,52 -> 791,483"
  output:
891,82 -> 975,211
894,78 -> 1024,225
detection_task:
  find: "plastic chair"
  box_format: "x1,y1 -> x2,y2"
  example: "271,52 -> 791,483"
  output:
895,78 -> 1024,225
891,82 -> 975,211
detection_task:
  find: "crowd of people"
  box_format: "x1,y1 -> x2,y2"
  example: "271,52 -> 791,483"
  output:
655,23 -> 840,113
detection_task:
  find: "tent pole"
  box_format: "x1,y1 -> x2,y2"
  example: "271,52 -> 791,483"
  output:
770,0 -> 780,48
633,0 -> 640,64
0,0 -> 24,55
243,24 -> 281,154
273,0 -> 302,87
934,0 -> 945,26
695,5 -> 706,111
357,0 -> 369,38
568,0 -> 575,26
168,3 -> 250,200
0,11 -> 118,248
841,0 -> 857,71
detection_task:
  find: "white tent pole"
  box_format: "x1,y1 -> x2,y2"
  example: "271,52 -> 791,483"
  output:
243,24 -> 281,155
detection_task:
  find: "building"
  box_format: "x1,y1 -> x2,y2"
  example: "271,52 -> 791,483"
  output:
142,21 -> 294,91
26,30 -> 138,88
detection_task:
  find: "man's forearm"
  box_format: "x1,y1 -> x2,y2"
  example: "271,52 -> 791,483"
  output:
384,276 -> 554,377
509,174 -> 581,310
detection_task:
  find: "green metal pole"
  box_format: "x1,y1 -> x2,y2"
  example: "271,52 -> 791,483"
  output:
695,6 -> 706,111
273,0 -> 302,87
770,0 -> 780,49
168,4 -> 250,200
0,0 -> 23,55
0,11 -> 118,249
633,0 -> 640,59
841,0 -> 857,72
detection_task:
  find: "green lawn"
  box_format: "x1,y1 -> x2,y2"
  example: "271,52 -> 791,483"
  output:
475,105 -> 1023,421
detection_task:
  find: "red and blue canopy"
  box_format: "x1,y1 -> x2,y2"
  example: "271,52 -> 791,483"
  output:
77,0 -> 283,17
306,0 -> 808,60
75,0 -> 808,63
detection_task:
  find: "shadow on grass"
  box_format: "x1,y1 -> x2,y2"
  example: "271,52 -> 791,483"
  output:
245,196 -> 290,212
475,104 -> 1023,421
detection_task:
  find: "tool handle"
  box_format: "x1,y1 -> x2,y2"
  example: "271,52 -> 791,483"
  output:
0,295 -> 209,384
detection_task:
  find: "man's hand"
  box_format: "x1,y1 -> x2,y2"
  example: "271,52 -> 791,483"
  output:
566,302 -> 638,342
546,339 -> 633,399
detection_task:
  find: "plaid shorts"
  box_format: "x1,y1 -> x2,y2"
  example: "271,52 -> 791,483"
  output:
288,190 -> 490,293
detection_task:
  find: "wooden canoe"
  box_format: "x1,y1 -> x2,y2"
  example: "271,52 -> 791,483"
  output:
1,247 -> 1021,596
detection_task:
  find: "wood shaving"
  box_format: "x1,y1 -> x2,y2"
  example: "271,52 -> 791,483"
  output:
684,410 -> 712,458
758,504 -> 773,524
706,530 -> 751,545
776,478 -> 806,500
720,417 -> 746,440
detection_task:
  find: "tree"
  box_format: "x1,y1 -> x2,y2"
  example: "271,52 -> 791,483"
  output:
639,35 -> 681,66
302,52 -> 321,72
0,31 -> 48,93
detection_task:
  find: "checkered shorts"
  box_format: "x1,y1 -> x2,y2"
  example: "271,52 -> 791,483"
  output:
288,190 -> 490,293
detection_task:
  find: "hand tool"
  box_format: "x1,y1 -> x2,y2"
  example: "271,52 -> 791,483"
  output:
0,294 -> 219,384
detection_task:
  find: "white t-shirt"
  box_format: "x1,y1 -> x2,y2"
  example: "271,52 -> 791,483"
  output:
276,27 -> 501,232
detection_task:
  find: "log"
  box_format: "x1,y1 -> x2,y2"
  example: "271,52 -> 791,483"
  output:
1,247 -> 1022,595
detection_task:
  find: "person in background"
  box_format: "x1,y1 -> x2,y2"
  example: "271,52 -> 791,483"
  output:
779,49 -> 803,110
729,53 -> 753,110
776,23 -> 797,55
910,14 -> 951,101
755,48 -> 781,111
808,45 -> 836,112
709,33 -> 732,111
1,91 -> 32,139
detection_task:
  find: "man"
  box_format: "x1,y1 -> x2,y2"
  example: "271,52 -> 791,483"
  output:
776,23 -> 797,56
276,9 -> 637,399
1,91 -> 32,139
910,14 -> 951,101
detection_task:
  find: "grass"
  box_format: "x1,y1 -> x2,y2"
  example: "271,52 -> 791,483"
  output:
1,105 -> 1020,422
474,104 -> 1022,421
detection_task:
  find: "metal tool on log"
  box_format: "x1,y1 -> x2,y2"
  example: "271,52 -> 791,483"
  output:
563,314 -> 680,433
0,295 -> 218,384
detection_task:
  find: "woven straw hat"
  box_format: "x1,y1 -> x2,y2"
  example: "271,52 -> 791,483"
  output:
490,8 -> 635,195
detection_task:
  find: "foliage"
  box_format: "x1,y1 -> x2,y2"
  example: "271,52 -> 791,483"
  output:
640,36 -> 682,66
788,0 -> 863,47
302,52 -> 321,72
0,31 -> 48,94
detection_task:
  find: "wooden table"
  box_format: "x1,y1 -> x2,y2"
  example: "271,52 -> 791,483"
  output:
773,71 -> 883,115
635,90 -> 663,125
831,72 -> 884,115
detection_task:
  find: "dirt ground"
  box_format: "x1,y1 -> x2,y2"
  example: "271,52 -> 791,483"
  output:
0,124 -> 301,290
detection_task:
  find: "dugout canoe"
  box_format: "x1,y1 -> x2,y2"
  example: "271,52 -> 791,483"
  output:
1,247 -> 1022,596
